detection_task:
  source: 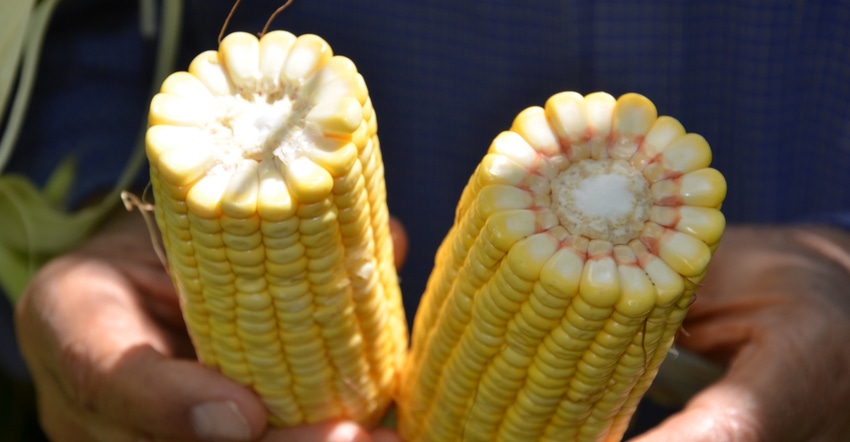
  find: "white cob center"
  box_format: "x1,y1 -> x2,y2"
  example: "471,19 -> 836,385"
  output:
551,159 -> 651,244
210,91 -> 319,167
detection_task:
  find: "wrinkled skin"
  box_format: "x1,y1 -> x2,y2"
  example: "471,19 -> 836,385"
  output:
632,225 -> 850,442
15,211 -> 850,442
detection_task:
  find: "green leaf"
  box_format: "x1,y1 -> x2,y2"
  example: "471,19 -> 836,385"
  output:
0,0 -> 34,117
0,241 -> 46,304
41,154 -> 77,207
0,172 -> 119,299
0,173 -> 109,255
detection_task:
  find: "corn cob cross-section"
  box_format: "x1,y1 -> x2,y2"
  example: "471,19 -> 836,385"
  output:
398,92 -> 727,441
145,31 -> 408,428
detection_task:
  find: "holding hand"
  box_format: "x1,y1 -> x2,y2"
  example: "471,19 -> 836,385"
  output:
15,210 -> 404,442
633,225 -> 850,441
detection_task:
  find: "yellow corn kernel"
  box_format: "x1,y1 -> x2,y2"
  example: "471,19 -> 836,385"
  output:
398,92 -> 726,442
146,31 -> 407,428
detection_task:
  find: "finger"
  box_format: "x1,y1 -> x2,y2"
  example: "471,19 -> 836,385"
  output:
389,216 -> 408,270
628,379 -> 765,442
34,363 -> 138,442
81,345 -> 270,441
633,316 -> 847,442
263,421 -> 374,442
369,427 -> 403,442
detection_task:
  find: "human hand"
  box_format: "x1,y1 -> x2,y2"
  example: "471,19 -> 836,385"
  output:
15,209 -> 407,442
632,225 -> 850,441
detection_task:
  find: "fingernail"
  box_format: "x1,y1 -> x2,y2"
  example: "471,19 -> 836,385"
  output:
191,401 -> 252,441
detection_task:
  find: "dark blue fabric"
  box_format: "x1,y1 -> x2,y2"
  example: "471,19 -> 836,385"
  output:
181,0 -> 850,315
4,1 -> 850,432
9,0 -> 850,311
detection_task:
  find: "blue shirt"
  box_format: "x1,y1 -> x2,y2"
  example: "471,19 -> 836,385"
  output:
11,0 -> 850,314
5,2 -> 850,426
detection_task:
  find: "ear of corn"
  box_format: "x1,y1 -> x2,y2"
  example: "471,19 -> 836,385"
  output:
398,91 -> 726,442
145,31 -> 407,428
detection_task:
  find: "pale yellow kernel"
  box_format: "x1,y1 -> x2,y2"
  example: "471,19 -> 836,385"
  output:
220,214 -> 260,236
263,232 -> 303,253
527,289 -> 567,321
198,257 -> 232,277
470,323 -> 505,350
164,209 -> 189,230
539,247 -> 584,298
219,32 -> 260,92
243,350 -> 285,368
226,246 -> 265,267
258,30 -> 297,93
299,213 -> 336,237
657,228 -> 712,278
306,140 -> 357,178
186,172 -> 229,219
309,57 -> 367,104
612,93 -> 657,138
648,205 -> 679,228
307,251 -> 342,273
631,241 -> 684,307
188,212 -> 222,234
545,91 -> 588,147
485,210 -> 538,253
283,156 -> 334,204
478,153 -> 529,187
148,93 -> 215,127
236,317 -> 277,335
159,71 -> 214,98
584,92 -> 617,157
644,133 -> 712,182
569,295 -> 614,324
221,231 -> 263,251
579,242 -> 620,308
235,291 -> 271,309
282,34 -> 332,84
506,233 -> 559,282
529,283 -> 570,313
615,264 -> 656,318
168,245 -> 194,267
510,106 -> 561,157
679,168 -> 727,207
640,116 -> 685,160
188,50 -> 234,96
236,306 -> 275,327
160,194 -> 188,214
272,284 -> 310,307
222,160 -> 259,219
257,160 -> 297,222
170,258 -> 199,280
265,242 -> 306,264
490,130 -> 539,170
265,257 -> 308,277
495,348 -> 532,378
675,206 -> 726,245
146,125 -> 216,186
499,265 -> 535,299
476,184 -> 533,218
305,97 -> 363,137
527,359 -> 570,390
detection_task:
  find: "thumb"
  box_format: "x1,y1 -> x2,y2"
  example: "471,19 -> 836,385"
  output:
69,343 -> 270,441
628,380 -> 763,442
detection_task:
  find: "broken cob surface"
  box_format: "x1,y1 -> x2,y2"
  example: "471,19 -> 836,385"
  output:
144,31 -> 408,428
398,92 -> 727,442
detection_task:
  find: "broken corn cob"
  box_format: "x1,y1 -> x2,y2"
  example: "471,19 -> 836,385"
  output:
398,92 -> 726,442
145,31 -> 407,428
